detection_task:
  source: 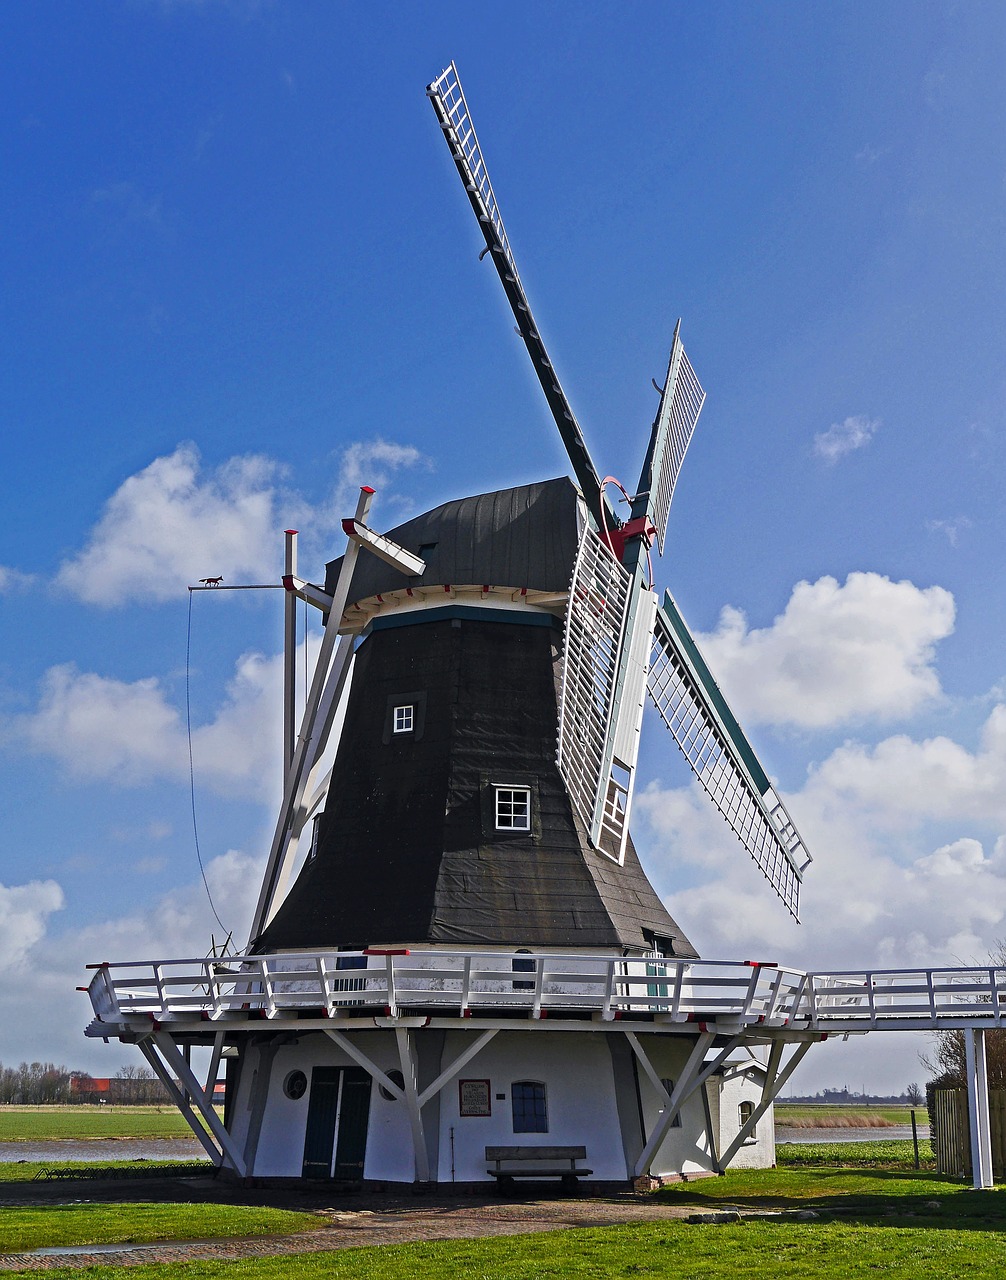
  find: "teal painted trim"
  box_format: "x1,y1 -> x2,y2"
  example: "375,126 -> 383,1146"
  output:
660,591 -> 771,796
364,604 -> 559,636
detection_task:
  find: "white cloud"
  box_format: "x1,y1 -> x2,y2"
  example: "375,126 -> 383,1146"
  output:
694,572 -> 954,729
926,516 -> 972,547
55,444 -> 284,606
637,699 -> 1006,976
813,414 -> 880,463
0,848 -> 263,1073
18,646 -> 291,800
332,439 -> 432,516
53,439 -> 432,608
0,566 -> 35,593
0,880 -> 65,970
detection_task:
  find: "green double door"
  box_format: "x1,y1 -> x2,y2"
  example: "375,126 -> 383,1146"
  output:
302,1066 -> 372,1180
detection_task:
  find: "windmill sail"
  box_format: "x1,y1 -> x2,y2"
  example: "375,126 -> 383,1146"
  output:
633,325 -> 706,555
649,591 -> 810,918
427,62 -> 612,530
557,525 -> 632,856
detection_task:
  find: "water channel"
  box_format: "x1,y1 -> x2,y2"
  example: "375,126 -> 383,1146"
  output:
0,1128 -> 931,1163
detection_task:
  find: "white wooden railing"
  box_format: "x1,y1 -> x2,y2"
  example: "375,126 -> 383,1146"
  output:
83,950 -> 807,1028
82,950 -> 1006,1033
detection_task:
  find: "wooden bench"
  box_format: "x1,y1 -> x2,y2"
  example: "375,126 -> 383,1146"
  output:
485,1145 -> 592,1190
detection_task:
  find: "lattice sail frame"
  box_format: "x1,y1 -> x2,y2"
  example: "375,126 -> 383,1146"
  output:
648,594 -> 810,918
557,527 -> 632,859
650,343 -> 705,555
427,62 -> 609,527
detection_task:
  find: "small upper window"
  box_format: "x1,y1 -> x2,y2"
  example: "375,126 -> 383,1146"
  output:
393,704 -> 414,734
496,787 -> 531,831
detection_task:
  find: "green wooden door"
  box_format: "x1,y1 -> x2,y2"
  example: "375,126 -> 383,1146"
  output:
333,1069 -> 372,1180
302,1066 -> 371,1180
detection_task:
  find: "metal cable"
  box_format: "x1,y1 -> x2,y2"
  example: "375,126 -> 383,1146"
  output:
185,590 -> 229,935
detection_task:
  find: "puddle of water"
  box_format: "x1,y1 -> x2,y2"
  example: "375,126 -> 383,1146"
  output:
32,1242 -> 165,1257
777,1125 -> 930,1144
0,1138 -> 205,1164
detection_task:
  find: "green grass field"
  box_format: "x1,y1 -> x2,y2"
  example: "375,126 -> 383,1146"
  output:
0,1203 -> 321,1253
0,1139 -> 997,1278
0,1106 -> 206,1141
775,1104 -> 922,1127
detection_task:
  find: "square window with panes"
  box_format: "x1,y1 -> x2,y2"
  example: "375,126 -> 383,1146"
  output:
495,786 -> 531,831
392,704 -> 414,734
511,1080 -> 548,1133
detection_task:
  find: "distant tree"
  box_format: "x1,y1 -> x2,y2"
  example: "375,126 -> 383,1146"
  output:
114,1064 -> 168,1104
905,1082 -> 923,1106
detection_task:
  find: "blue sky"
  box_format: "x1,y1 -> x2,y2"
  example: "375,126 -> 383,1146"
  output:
1,2 -> 1004,1094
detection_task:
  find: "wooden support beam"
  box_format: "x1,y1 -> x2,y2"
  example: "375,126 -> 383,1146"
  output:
965,1027 -> 994,1189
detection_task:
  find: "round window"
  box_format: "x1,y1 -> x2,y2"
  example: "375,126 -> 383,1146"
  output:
379,1069 -> 405,1102
283,1069 -> 308,1100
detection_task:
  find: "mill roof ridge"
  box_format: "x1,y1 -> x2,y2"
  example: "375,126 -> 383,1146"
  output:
325,476 -> 582,605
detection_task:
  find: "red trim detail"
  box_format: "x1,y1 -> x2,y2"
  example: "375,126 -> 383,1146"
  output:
365,948 -> 411,955
698,1021 -> 709,1032
612,1010 -> 622,1020
444,584 -> 451,592
341,518 -> 357,536
482,585 -> 490,593
600,516 -> 657,562
520,587 -> 527,596
745,960 -> 778,968
360,485 -> 376,494
406,588 -> 414,597
383,1005 -> 392,1016
282,575 -> 296,592
376,594 -> 384,603
538,1010 -> 548,1019
76,986 -> 87,991
284,528 -> 299,535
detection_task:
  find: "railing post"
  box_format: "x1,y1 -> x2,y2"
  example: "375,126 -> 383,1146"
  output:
601,958 -> 616,1020
386,954 -> 398,1016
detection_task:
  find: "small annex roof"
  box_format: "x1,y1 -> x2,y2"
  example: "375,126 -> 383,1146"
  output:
325,476 -> 582,604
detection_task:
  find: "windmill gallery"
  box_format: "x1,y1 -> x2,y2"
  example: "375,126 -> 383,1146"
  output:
81,64 -> 1006,1190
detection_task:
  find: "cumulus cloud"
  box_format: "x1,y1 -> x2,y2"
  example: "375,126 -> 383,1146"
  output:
0,848 -> 263,1072
55,444 -> 284,606
18,645 -> 292,800
636,698 -> 1006,974
813,414 -> 880,463
693,572 -> 954,729
52,440 -> 431,608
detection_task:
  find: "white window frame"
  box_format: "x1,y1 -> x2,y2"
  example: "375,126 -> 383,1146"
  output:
495,786 -> 531,832
392,704 -> 415,734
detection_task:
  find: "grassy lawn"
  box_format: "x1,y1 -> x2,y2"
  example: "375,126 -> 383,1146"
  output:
776,1104 -> 923,1127
0,1159 -> 211,1183
0,1107 -> 207,1141
0,1141 -> 1000,1278
7,1214 -> 1006,1279
0,1203 -> 322,1253
778,1137 -> 935,1169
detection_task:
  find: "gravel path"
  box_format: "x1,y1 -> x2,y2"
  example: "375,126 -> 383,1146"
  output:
0,1175 -> 702,1271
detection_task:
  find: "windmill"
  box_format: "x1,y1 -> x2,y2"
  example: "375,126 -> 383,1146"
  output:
83,63 -> 821,1189
250,62 -> 810,955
